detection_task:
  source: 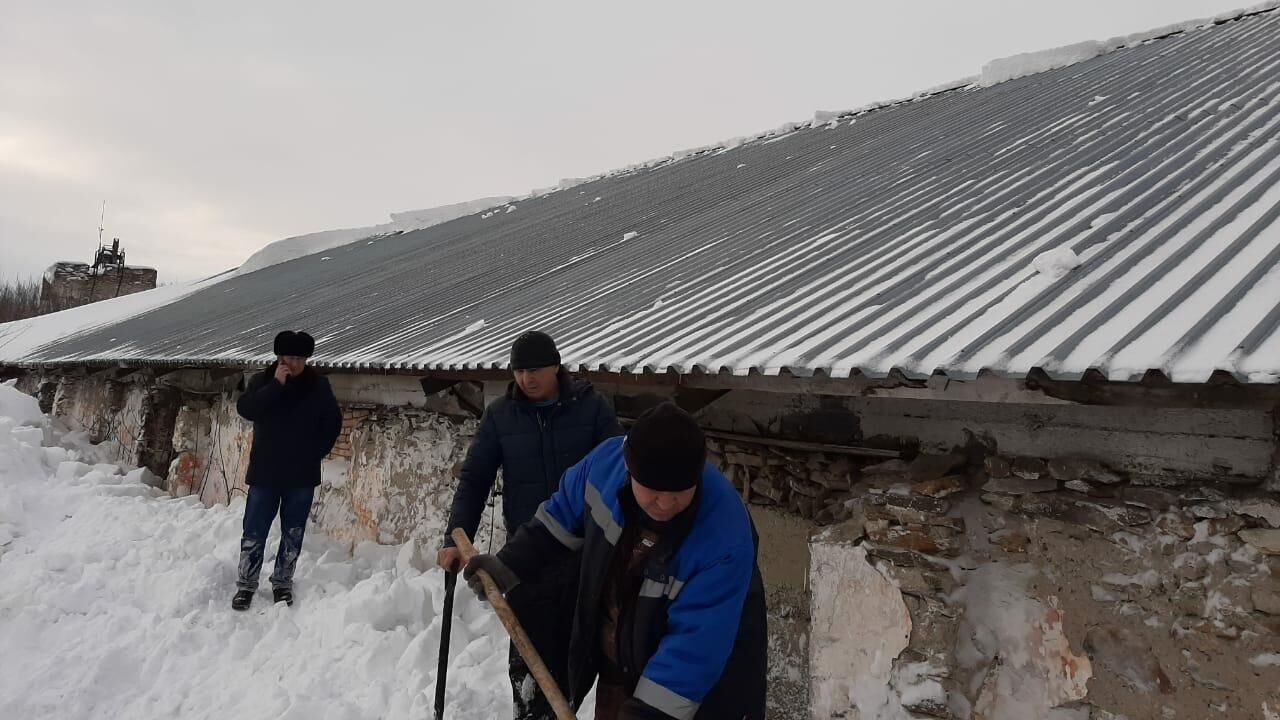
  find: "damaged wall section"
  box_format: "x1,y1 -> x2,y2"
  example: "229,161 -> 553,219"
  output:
807,448 -> 1280,719
697,386 -> 1275,484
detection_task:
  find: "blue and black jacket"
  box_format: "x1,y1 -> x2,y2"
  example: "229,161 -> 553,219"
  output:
498,436 -> 768,720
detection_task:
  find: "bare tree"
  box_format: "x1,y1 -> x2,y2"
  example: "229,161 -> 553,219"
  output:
0,277 -> 41,323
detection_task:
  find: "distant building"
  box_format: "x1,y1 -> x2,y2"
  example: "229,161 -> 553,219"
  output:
39,262 -> 157,315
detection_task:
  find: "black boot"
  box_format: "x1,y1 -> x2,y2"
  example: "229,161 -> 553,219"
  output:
273,587 -> 294,607
231,589 -> 254,611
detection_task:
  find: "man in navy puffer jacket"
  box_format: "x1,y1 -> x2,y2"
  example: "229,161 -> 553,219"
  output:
439,330 -> 622,720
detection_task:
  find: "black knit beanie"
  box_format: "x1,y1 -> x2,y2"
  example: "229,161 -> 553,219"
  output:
510,331 -> 561,370
624,402 -> 706,491
273,330 -> 315,358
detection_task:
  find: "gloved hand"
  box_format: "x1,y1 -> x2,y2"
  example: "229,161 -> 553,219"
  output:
462,553 -> 520,602
437,546 -> 464,573
619,697 -> 677,720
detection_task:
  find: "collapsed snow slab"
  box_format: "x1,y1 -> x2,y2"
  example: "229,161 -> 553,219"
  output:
0,381 -> 44,426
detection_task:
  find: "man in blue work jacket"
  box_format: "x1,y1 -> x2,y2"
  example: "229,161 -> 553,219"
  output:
465,402 -> 767,720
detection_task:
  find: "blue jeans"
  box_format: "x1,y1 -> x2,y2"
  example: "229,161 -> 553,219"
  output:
236,485 -> 315,592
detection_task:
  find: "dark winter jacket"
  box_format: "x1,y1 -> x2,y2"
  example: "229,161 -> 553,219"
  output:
236,363 -> 342,489
498,436 -> 768,720
444,369 -> 622,545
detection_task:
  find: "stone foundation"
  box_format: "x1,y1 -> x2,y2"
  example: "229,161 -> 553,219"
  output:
808,450 -> 1280,720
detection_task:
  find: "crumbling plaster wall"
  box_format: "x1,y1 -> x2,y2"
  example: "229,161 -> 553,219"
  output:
46,372 -> 171,475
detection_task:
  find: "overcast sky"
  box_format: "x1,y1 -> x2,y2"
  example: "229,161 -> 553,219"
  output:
0,0 -> 1250,283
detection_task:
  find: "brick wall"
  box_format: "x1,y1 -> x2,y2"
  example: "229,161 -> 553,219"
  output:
39,262 -> 158,314
330,405 -> 373,460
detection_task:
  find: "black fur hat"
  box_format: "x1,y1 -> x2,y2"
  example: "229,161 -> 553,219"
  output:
273,330 -> 315,358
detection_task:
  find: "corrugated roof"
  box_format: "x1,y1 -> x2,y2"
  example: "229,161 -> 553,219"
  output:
8,8 -> 1280,383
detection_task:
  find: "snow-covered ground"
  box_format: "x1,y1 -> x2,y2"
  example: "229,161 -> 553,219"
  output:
0,381 -> 546,720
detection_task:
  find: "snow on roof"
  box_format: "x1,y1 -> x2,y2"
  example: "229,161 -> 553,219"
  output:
0,274 -> 224,362
6,6 -> 1280,386
235,196 -> 513,276
981,41 -> 1107,87
981,1 -> 1280,86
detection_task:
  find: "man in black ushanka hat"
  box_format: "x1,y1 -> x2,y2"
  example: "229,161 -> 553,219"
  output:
231,330 -> 341,610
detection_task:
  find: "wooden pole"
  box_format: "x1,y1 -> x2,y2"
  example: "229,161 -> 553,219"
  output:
618,417 -> 900,459
450,529 -> 576,720
703,428 -> 900,458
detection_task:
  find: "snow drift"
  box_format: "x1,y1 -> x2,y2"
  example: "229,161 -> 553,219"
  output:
0,381 -> 561,720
